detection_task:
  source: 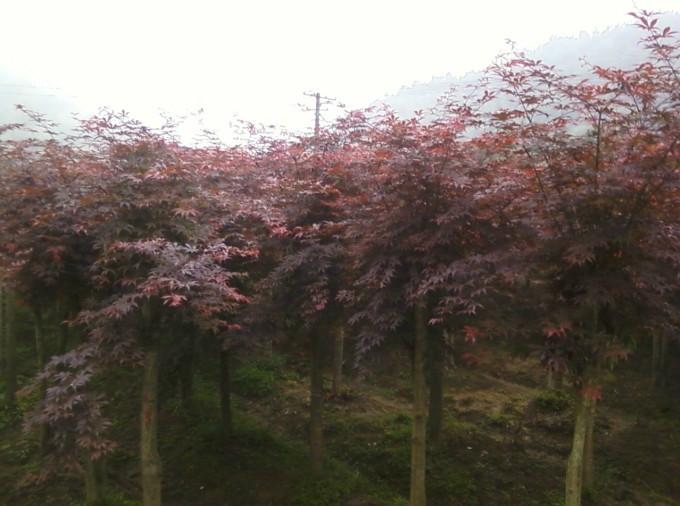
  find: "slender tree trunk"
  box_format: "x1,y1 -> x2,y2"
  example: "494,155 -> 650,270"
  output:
58,313 -> 70,355
3,289 -> 16,407
578,306 -> 599,494
331,325 -> 345,397
179,336 -> 194,411
410,301 -> 428,506
582,397 -> 597,489
309,330 -> 324,473
651,328 -> 668,388
565,393 -> 593,506
659,334 -> 669,388
34,310 -> 47,367
58,325 -> 69,355
652,333 -> 661,386
547,368 -> 555,389
265,332 -> 274,358
141,348 -> 162,506
0,286 -> 6,378
443,329 -> 455,368
427,329 -> 444,444
34,309 -> 48,454
56,297 -> 69,355
219,347 -> 232,443
84,457 -> 104,505
547,368 -> 564,390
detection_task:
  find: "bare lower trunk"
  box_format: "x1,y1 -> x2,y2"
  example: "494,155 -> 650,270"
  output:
141,348 -> 162,506
34,310 -> 48,453
84,457 -> 104,505
565,393 -> 593,506
582,397 -> 597,489
652,332 -> 669,388
265,332 -> 274,358
55,297 -> 70,355
179,337 -> 194,411
331,326 -> 345,397
427,330 -> 444,444
652,333 -> 661,386
547,364 -> 565,390
410,301 -> 428,506
655,334 -> 668,387
0,286 -> 5,378
219,348 -> 232,443
443,329 -> 455,368
309,331 -> 324,473
3,289 -> 16,407
660,335 -> 668,387
58,318 -> 70,355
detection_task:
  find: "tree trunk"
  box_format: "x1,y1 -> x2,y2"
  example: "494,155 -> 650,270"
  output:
56,297 -> 70,355
140,348 -> 162,506
3,289 -> 16,407
660,335 -> 669,387
547,368 -> 564,390
84,457 -> 104,505
179,336 -> 194,411
34,310 -> 48,454
219,347 -> 233,443
309,330 -> 324,473
547,368 -> 555,389
0,286 -> 5,378
652,333 -> 661,386
565,393 -> 593,506
331,325 -> 345,397
410,301 -> 428,506
443,329 -> 455,368
58,316 -> 70,355
427,329 -> 444,444
34,311 -> 46,368
582,397 -> 597,490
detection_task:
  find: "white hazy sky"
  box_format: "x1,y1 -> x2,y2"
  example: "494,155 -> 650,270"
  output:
1,0 -> 679,137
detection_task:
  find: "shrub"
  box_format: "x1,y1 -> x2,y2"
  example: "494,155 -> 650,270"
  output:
534,389 -> 571,413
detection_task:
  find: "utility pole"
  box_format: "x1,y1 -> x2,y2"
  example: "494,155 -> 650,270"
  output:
314,92 -> 320,137
303,91 -> 334,139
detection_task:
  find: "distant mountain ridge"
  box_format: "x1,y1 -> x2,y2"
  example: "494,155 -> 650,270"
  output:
379,12 -> 680,117
3,13 -> 680,135
0,67 -> 83,130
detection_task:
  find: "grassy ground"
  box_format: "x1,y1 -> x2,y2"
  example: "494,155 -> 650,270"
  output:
1,339 -> 679,505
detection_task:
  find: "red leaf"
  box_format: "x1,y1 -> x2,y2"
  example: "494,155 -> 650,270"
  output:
162,294 -> 187,307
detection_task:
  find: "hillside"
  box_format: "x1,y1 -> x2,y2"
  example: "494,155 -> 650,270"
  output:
380,12 -> 680,117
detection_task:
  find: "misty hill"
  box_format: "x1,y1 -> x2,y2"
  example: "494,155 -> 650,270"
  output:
0,68 -> 83,130
380,12 -> 680,117
3,13 -> 680,134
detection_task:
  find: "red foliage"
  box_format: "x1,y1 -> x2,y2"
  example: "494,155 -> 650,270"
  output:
1,8 -> 678,471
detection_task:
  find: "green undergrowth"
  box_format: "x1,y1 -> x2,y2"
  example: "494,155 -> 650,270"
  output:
1,347 -> 680,505
156,380 -> 407,506
533,388 -> 572,413
232,353 -> 288,398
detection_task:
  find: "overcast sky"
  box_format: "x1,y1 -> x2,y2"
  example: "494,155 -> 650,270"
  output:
1,0 -> 679,138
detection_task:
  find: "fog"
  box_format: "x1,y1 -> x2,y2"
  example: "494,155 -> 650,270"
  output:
1,0 -> 679,141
